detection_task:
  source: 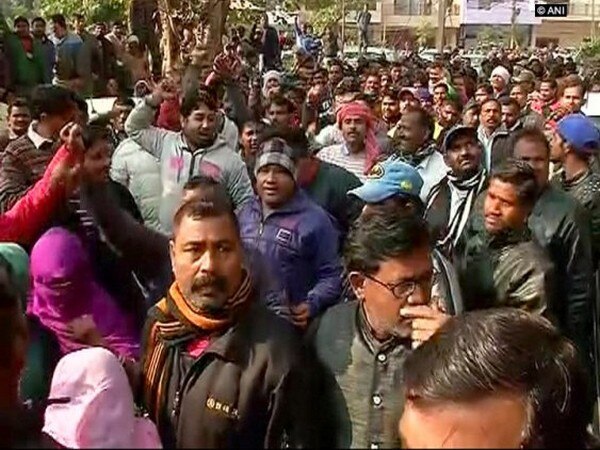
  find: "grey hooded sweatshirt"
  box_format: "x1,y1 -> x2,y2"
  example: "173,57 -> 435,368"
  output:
125,96 -> 254,233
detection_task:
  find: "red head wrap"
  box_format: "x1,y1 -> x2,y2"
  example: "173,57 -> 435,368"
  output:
337,102 -> 381,174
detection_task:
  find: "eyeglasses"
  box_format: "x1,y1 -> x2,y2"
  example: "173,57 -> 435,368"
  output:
364,270 -> 439,300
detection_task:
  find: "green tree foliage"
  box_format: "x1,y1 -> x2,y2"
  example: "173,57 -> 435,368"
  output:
3,0 -> 128,24
39,0 -> 128,24
415,19 -> 435,49
476,26 -> 510,47
301,0 -> 364,34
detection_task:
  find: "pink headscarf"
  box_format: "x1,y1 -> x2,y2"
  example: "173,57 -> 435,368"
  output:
28,227 -> 140,359
43,348 -> 162,448
337,102 -> 382,174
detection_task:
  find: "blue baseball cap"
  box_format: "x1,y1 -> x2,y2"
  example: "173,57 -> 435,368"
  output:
557,114 -> 600,155
348,157 -> 424,203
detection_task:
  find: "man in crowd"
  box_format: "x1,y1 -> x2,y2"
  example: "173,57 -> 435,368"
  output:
259,13 -> 281,71
456,161 -> 555,314
31,17 -> 55,85
425,126 -> 487,256
50,14 -> 84,93
0,85 -> 77,212
472,81 -> 490,102
140,194 -> 312,447
489,65 -> 510,98
105,21 -> 126,59
394,106 -> 448,201
532,76 -> 559,118
288,128 -> 363,240
318,101 -> 381,182
308,209 -> 449,448
73,14 -> 102,96
478,98 -> 512,171
381,89 -> 401,132
0,98 -> 32,152
5,17 -> 45,98
462,99 -> 480,128
400,309 -> 595,448
499,96 -> 523,134
265,94 -> 295,128
512,128 -> 594,366
125,82 -> 253,233
509,82 -> 545,130
552,114 -> 600,263
238,131 -> 342,326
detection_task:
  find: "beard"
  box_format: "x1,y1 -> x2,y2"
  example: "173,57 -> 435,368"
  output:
184,274 -> 229,316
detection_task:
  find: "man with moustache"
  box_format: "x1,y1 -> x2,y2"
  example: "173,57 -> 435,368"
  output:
425,126 -> 487,257
140,192 -> 312,448
306,209 -> 450,448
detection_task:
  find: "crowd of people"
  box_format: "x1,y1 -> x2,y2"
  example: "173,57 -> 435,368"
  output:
2,8 -> 600,449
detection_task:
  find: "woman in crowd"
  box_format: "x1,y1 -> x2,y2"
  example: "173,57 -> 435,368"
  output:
29,227 -> 140,359
42,347 -> 161,448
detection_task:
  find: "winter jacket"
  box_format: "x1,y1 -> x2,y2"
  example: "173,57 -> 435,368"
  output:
462,185 -> 594,360
237,191 -> 343,318
4,33 -> 45,93
530,185 -> 594,357
141,300 -> 315,448
125,96 -> 254,233
0,145 -> 69,245
302,160 -> 363,239
456,226 -> 556,316
305,301 -> 409,448
554,170 -> 600,267
35,37 -> 55,85
477,126 -> 514,172
110,138 -> 162,231
50,32 -> 84,87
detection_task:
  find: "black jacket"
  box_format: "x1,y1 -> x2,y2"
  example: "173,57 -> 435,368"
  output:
555,170 -> 600,267
462,185 -> 594,357
456,226 -> 556,315
143,301 -> 314,448
529,185 -> 594,356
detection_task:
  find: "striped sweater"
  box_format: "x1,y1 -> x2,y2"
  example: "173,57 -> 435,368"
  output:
0,132 -> 57,213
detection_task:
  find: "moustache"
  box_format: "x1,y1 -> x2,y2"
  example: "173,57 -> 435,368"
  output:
191,275 -> 228,294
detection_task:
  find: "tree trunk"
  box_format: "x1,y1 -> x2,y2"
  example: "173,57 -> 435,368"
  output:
158,0 -> 230,75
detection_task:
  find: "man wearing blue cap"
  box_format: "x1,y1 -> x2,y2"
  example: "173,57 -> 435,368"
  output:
347,157 -> 464,316
552,114 -> 600,264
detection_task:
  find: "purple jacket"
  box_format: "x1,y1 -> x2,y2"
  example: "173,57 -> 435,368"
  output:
237,190 -> 342,318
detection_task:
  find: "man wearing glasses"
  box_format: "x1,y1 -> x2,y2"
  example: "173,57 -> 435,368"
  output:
305,208 -> 450,449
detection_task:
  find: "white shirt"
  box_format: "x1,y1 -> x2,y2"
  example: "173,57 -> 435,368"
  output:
27,122 -> 53,149
416,151 -> 449,202
317,143 -> 368,182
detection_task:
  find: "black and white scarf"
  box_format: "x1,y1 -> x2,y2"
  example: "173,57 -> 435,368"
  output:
427,169 -> 487,252
396,140 -> 438,167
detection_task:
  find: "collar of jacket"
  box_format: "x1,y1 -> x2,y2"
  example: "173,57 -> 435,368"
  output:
250,189 -> 311,218
356,301 -> 407,354
162,300 -> 262,364
178,132 -> 225,155
486,226 -> 531,249
478,125 -> 509,141
560,169 -> 591,190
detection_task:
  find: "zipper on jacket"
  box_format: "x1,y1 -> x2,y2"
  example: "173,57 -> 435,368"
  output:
170,351 -> 215,425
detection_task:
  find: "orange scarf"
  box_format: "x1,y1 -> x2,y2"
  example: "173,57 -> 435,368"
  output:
141,271 -> 252,427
